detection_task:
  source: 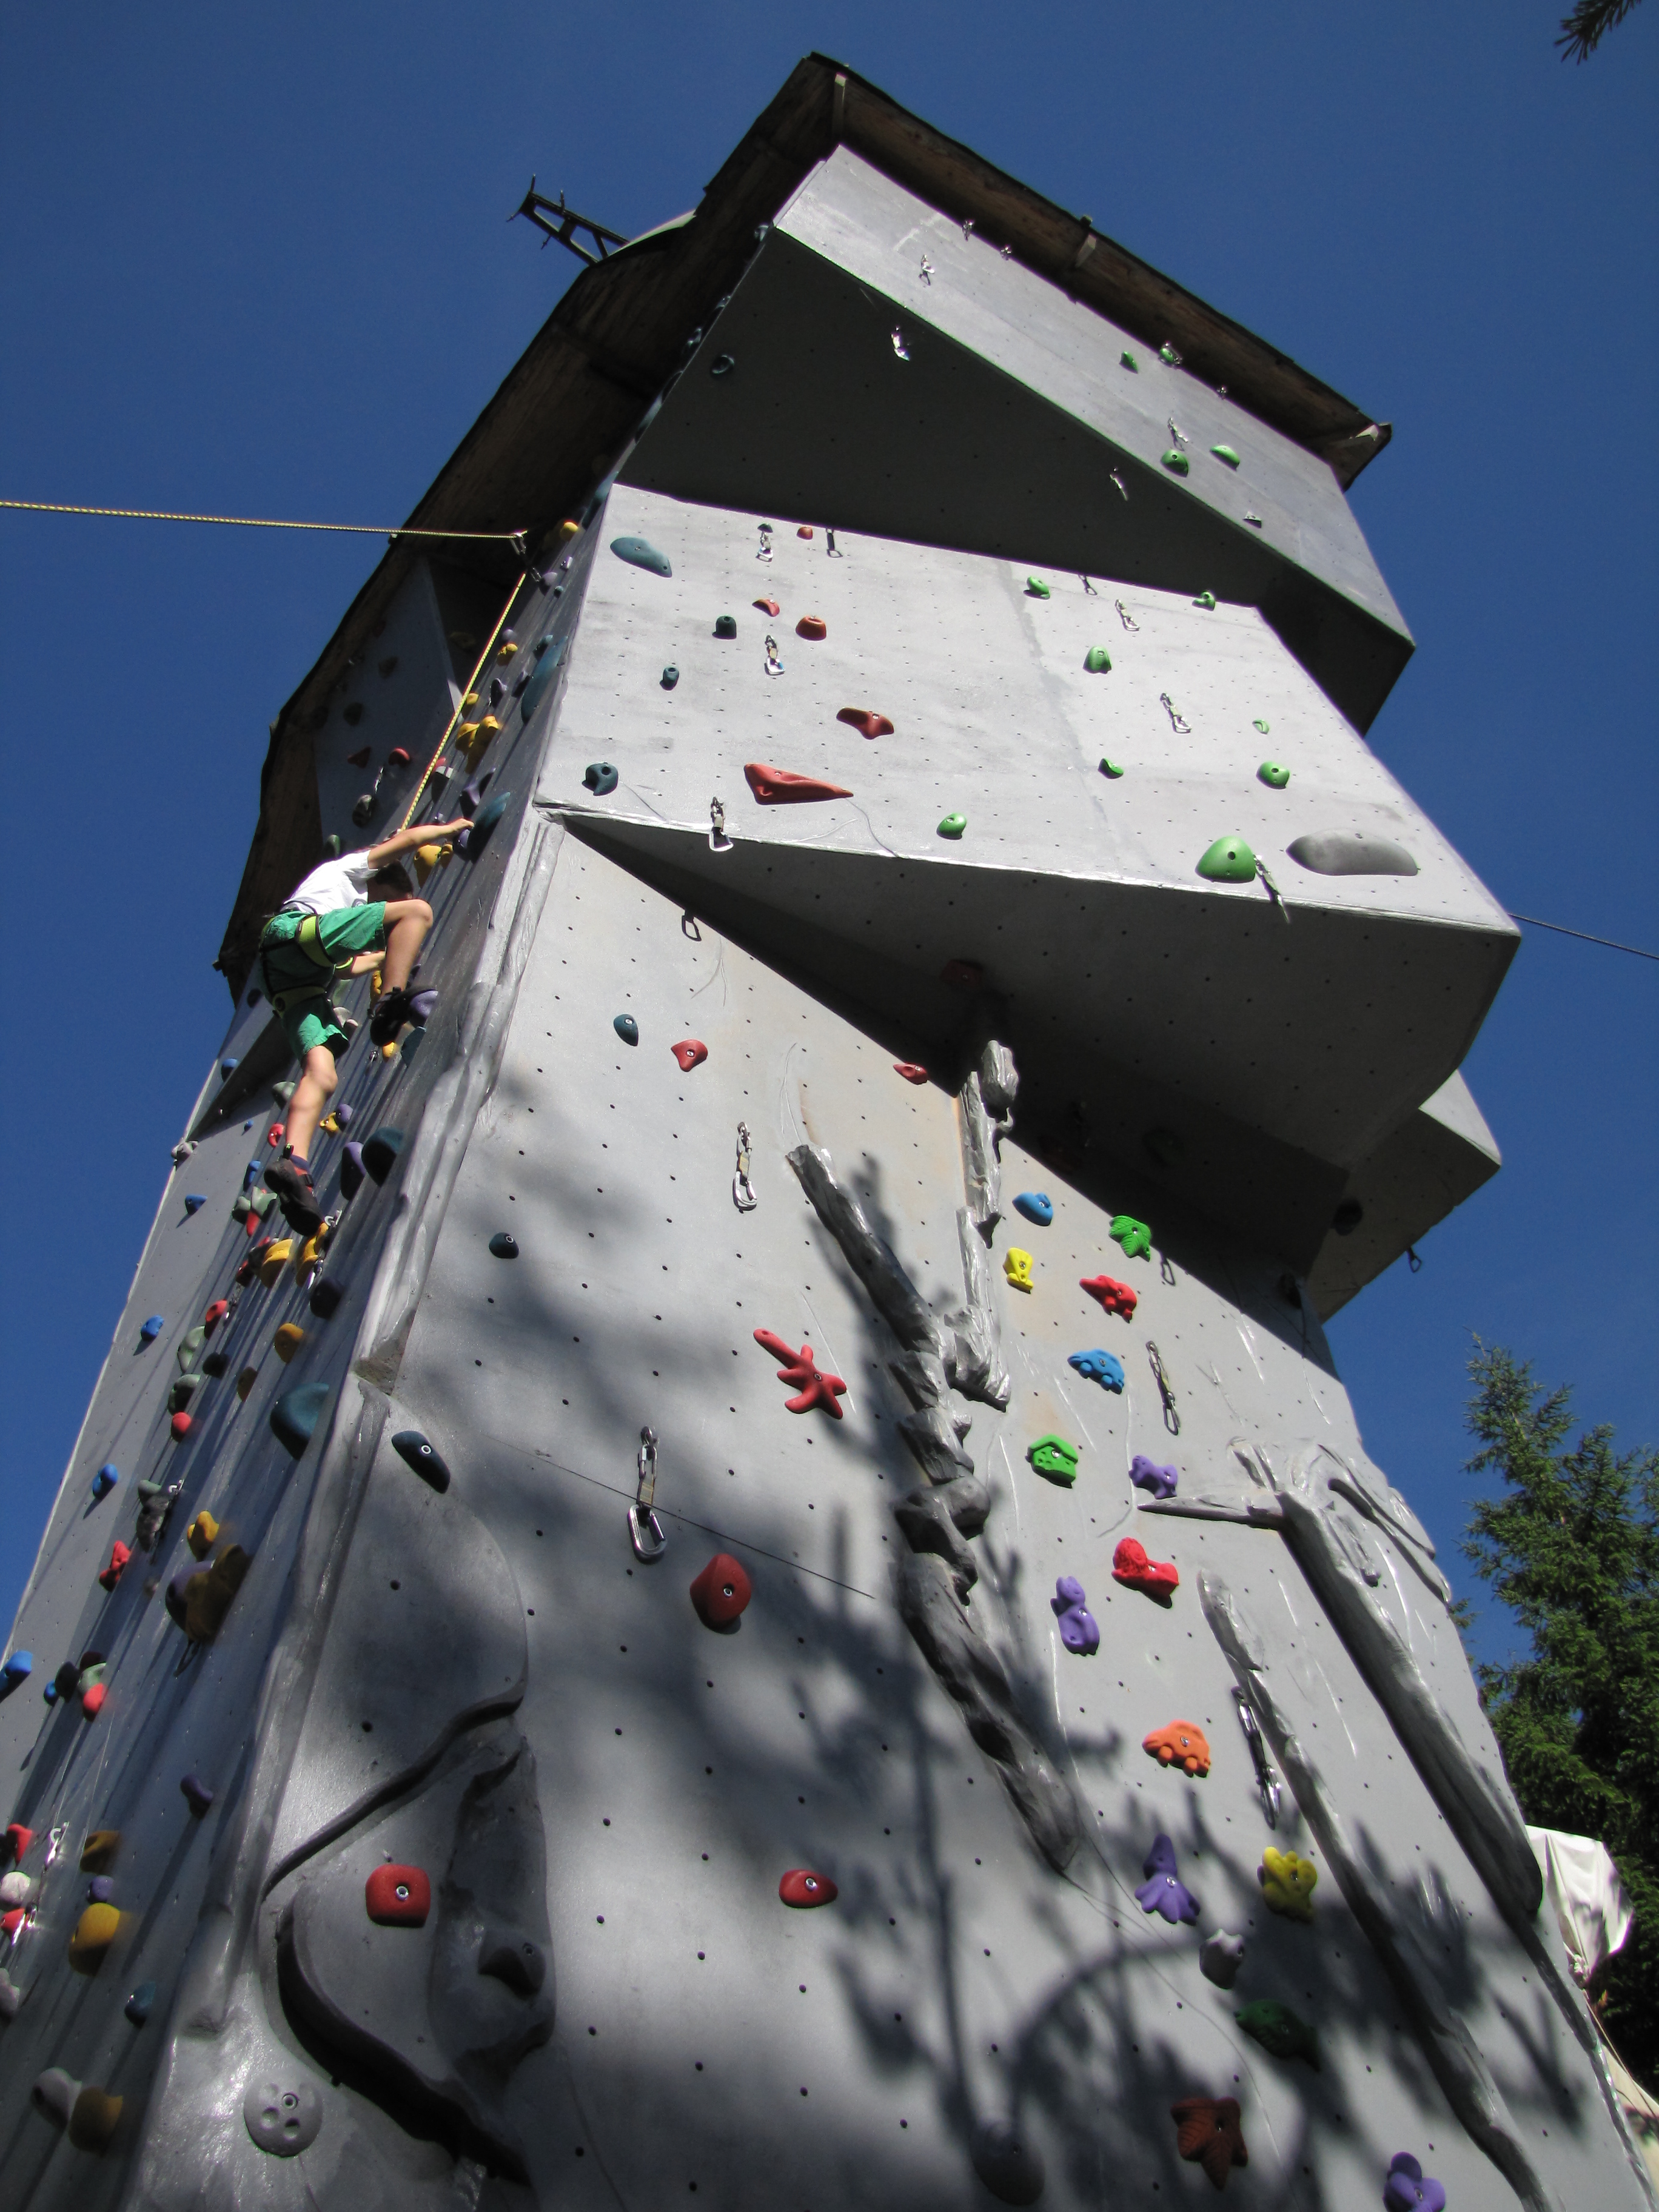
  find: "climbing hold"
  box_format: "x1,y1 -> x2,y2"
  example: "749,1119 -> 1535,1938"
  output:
1111,1537 -> 1179,1601
1136,1834 -> 1199,1924
1193,592 -> 1216,611
169,1413 -> 193,1441
796,525 -> 814,539
0,1871 -> 33,1906
309,1278 -> 345,1320
1109,1214 -> 1153,1261
1121,349 -> 1139,370
139,1315 -> 164,1344
179,1772 -> 215,1818
937,813 -> 967,839
970,2118 -> 1046,2207
219,1058 -> 239,1080
202,1349 -> 230,1378
743,763 -> 852,805
1287,831 -> 1419,877
583,762 -> 618,796
267,1122 -> 286,1148
183,1547 -> 250,1642
754,1329 -> 846,1418
610,535 -> 672,577
891,325 -> 910,359
2,1655 -> 32,1691
392,1430 -> 451,1492
339,1142 -> 365,1201
1025,577 -> 1051,598
183,1193 -> 206,1214
69,1902 -> 122,1972
1196,834 -> 1258,883
1144,1720 -> 1211,1777
346,744 -> 372,768
1257,761 -> 1290,789
1199,1930 -> 1245,1988
1259,1846 -> 1318,1922
660,665 -> 679,689
1027,1435 -> 1080,1485
1170,2096 -> 1247,2189
1068,1348 -> 1125,1392
97,1542 -> 130,1593
1211,444 -> 1241,468
1098,757 -> 1125,779
272,1079 -> 296,1107
272,1380 -> 330,1459
754,596 -> 780,616
387,745 -> 410,766
79,1680 -> 107,1718
90,1464 -> 119,1502
203,1299 -> 229,1336
940,959 -> 984,990
613,1014 -> 639,1045
461,791 -> 511,854
362,1127 -> 404,1183
713,615 -> 737,638
689,1553 -> 752,1631
1162,449 -> 1190,475
1252,719 -> 1270,734
1235,1999 -> 1319,2070
1081,1274 -> 1138,1321
893,1062 -> 928,1085
244,2072 -> 324,2157
364,1863 -> 431,1925
488,1232 -> 519,1258
837,708 -> 894,739
125,1980 -> 156,2025
1383,2154 -> 1448,2212
1084,646 -> 1112,672
1002,1247 -> 1034,1293
80,1831 -> 119,1872
1130,1455 -> 1179,1500
256,1240 -> 293,1288
1013,1192 -> 1053,1226
458,772 -> 494,820
273,1322 -> 306,1362
236,1366 -> 258,1401
794,615 -> 827,640
1052,1576 -> 1100,1655
670,1039 -> 708,1072
778,1869 -> 837,1908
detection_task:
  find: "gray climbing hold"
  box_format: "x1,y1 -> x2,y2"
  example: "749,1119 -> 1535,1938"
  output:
392,1430 -> 451,1493
489,1232 -> 519,1259
709,352 -> 736,377
1288,831 -> 1419,877
609,535 -> 671,577
363,1127 -> 404,1184
714,615 -> 737,638
583,762 -> 618,795
124,1980 -> 156,2025
971,2118 -> 1046,2205
614,1014 -> 638,1045
272,1381 -> 330,1460
244,2071 -> 324,2157
661,665 -> 679,689
272,1080 -> 296,1107
1201,1929 -> 1247,1988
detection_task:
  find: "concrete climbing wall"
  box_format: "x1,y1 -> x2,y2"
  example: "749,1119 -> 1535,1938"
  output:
0,109 -> 1649,2212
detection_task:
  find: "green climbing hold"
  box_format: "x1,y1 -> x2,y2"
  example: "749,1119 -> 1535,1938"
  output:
1252,719 -> 1270,734
1027,1435 -> 1081,1485
937,814 -> 967,839
1258,762 -> 1290,789
1110,1214 -> 1153,1261
272,1381 -> 331,1460
1025,577 -> 1050,599
1162,449 -> 1190,476
1196,836 -> 1258,883
1210,444 -> 1241,469
272,1081 -> 296,1107
1193,592 -> 1216,611
167,1375 -> 200,1416
611,535 -> 672,578
1098,759 -> 1125,780
1159,343 -> 1181,366
1121,349 -> 1139,370
1084,647 -> 1113,674
176,1326 -> 205,1372
324,835 -> 341,858
1235,1999 -> 1320,2070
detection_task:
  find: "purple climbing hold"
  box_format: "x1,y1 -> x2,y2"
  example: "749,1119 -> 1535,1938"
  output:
1136,1832 -> 1200,1925
1051,1575 -> 1100,1655
179,1773 -> 215,1818
459,773 -> 494,818
407,989 -> 439,1025
1130,1455 -> 1179,1500
86,1875 -> 115,1903
332,1101 -> 354,1130
339,1142 -> 366,1201
1383,2154 -> 1447,2212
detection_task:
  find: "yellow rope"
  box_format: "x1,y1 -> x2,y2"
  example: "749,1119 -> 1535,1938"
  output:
0,495 -> 526,548
400,577 -> 529,830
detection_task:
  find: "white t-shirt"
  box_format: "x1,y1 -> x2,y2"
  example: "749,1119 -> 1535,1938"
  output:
285,852 -> 375,917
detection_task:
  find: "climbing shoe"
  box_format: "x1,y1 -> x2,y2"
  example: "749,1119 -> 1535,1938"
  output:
266,1156 -> 325,1235
369,987 -> 413,1047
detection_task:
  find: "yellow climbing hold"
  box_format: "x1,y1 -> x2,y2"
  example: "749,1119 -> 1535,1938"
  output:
236,1366 -> 258,1402
414,842 -> 443,884
69,1903 -> 122,1974
257,1240 -> 294,1288
79,1831 -> 119,1873
462,691 -> 480,709
381,1042 -> 399,1062
187,1511 -> 218,1561
456,720 -> 480,751
1259,1846 -> 1318,1922
496,642 -> 518,662
274,1322 -> 306,1362
1003,1248 -> 1035,1293
67,2086 -> 124,2153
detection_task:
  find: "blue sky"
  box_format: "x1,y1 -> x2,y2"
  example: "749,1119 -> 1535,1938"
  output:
1,2 -> 1653,1671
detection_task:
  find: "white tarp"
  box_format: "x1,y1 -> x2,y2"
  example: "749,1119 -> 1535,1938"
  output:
1528,1824 -> 1635,1985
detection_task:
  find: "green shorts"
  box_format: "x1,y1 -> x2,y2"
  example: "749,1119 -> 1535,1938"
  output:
259,903 -> 389,1061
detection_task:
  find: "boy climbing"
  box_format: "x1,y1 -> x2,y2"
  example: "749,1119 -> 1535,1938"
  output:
260,820 -> 468,1231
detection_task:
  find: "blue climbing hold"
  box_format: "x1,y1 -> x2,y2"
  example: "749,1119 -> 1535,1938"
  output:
125,1980 -> 156,2026
220,1059 -> 238,1080
139,1316 -> 164,1344
2,1652 -> 32,1687
518,637 -> 567,723
1068,1349 -> 1125,1393
584,762 -> 619,796
1013,1192 -> 1053,1227
339,1141 -> 365,1201
244,1160 -> 262,1189
614,1014 -> 639,1046
611,535 -> 672,578
90,1465 -> 119,1503
183,1194 -> 206,1214
392,1430 -> 451,1493
272,1381 -> 331,1460
42,1681 -> 58,1704
362,1127 -> 404,1185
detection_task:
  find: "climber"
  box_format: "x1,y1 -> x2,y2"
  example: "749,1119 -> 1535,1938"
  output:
260,820 -> 467,1230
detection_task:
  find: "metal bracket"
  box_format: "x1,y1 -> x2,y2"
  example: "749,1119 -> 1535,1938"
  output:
629,1427 -> 666,1560
512,180 -> 630,267
1233,1688 -> 1281,1827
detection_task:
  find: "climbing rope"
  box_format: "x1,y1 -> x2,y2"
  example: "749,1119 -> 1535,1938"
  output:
0,495 -> 528,551
398,577 -> 527,829
1509,913 -> 1658,962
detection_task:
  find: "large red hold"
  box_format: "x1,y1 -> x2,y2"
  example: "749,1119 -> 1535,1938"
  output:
893,1063 -> 928,1085
754,1330 -> 846,1418
689,1553 -> 752,1630
794,614 -> 827,639
1112,1537 -> 1179,1603
203,1299 -> 230,1336
97,1543 -> 130,1594
1081,1274 -> 1139,1321
364,1864 -> 431,1926
743,763 -> 852,805
170,1413 -> 192,1441
670,1039 -> 708,1073
779,1869 -> 837,1908
836,708 -> 894,739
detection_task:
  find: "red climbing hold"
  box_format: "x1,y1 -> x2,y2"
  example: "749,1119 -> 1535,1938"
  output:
940,960 -> 984,991
364,1863 -> 431,1926
670,1039 -> 708,1072
1111,1537 -> 1180,1603
1081,1274 -> 1139,1321
743,763 -> 852,805
754,596 -> 780,616
4,1826 -> 32,1863
689,1553 -> 752,1629
2,1908 -> 24,1936
754,1330 -> 847,1419
794,615 -> 827,640
836,708 -> 894,740
203,1299 -> 229,1337
779,1869 -> 837,1908
387,746 -> 411,766
97,1543 -> 130,1594
796,526 -> 814,540
346,745 -> 372,768
82,1682 -> 107,1719
170,1413 -> 192,1441
266,1124 -> 284,1148
893,1063 -> 928,1085
1170,2096 -> 1248,2188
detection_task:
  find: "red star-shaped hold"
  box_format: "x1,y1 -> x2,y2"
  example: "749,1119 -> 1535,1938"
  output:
754,1329 -> 846,1419
1081,1273 -> 1138,1321
1170,2097 -> 1248,2190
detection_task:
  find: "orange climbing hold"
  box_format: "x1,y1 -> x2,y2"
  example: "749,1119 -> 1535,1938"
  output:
1081,1274 -> 1139,1321
754,1330 -> 847,1419
754,595 -> 780,616
266,1124 -> 284,1148
187,1512 -> 218,1561
743,763 -> 851,805
794,614 -> 826,639
796,526 -> 814,539
669,1039 -> 708,1072
836,708 -> 894,739
1143,1720 -> 1211,1777
81,1682 -> 107,1719
68,1903 -> 122,1974
893,1062 -> 928,1085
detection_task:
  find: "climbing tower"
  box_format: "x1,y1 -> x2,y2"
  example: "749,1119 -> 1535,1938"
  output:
1,56 -> 1648,2212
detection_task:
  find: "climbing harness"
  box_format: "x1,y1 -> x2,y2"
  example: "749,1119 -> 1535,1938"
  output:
260,911 -> 345,1016
733,1122 -> 758,1213
1234,1689 -> 1281,1828
1114,599 -> 1139,631
629,1428 -> 667,1561
1160,694 -> 1191,734
709,798 -> 732,853
1147,1341 -> 1181,1436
